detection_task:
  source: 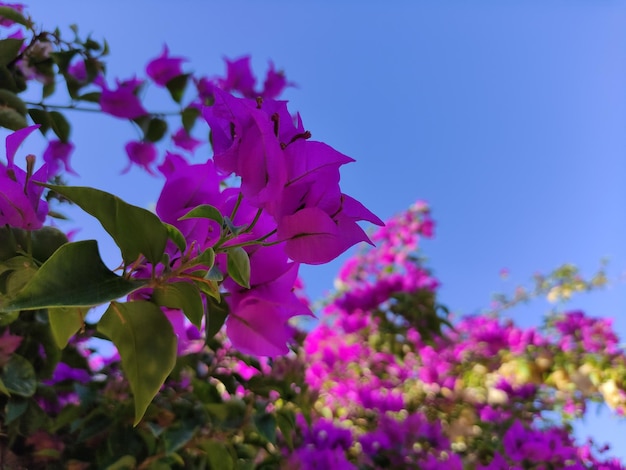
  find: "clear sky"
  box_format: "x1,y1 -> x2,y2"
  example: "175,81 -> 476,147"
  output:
16,0 -> 626,459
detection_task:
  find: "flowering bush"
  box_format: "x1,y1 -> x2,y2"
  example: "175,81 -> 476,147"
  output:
0,4 -> 624,469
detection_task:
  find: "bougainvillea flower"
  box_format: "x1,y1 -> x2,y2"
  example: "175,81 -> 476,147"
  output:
261,61 -> 292,99
97,76 -> 148,119
0,125 -> 49,230
276,194 -> 383,265
171,127 -> 202,153
43,139 -> 77,176
156,152 -> 224,250
123,140 -> 157,174
202,88 -> 286,206
225,295 -> 298,356
163,308 -> 204,356
219,56 -> 256,97
146,45 -> 186,87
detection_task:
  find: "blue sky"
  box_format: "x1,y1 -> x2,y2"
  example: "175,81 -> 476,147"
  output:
16,0 -> 626,459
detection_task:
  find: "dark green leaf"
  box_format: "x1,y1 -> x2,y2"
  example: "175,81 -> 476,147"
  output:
50,50 -> 78,73
28,108 -> 51,135
98,301 -> 177,425
276,410 -> 295,450
31,226 -> 69,262
145,117 -> 167,143
48,306 -> 87,348
165,74 -> 189,104
1,354 -> 36,397
227,247 -> 250,289
179,204 -> 223,225
42,81 -> 55,99
5,397 -> 27,423
163,424 -> 196,455
164,223 -> 186,253
0,89 -> 26,115
254,413 -> 277,444
77,91 -> 102,103
49,110 -> 70,142
43,185 -> 169,265
152,282 -> 204,329
191,247 -> 215,269
0,240 -> 146,312
205,297 -> 229,340
0,7 -> 29,27
181,106 -> 199,134
0,106 -> 26,130
0,38 -> 23,67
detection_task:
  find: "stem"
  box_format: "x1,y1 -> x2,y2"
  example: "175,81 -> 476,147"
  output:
25,101 -> 182,116
229,192 -> 243,221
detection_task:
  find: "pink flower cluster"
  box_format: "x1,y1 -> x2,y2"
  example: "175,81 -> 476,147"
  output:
290,202 -> 626,469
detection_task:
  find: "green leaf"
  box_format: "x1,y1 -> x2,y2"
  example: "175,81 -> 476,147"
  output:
163,424 -> 196,455
28,108 -> 51,135
0,240 -> 146,312
42,81 -> 55,99
145,117 -> 167,142
31,226 -> 69,263
0,89 -> 26,115
49,110 -> 70,142
98,301 -> 177,425
0,106 -> 26,130
199,440 -> 234,470
181,106 -> 199,134
0,7 -> 29,27
179,204 -> 223,225
191,247 -> 215,269
151,282 -> 204,329
43,185 -> 169,265
254,413 -> 277,444
5,397 -> 28,423
227,247 -> 250,289
48,306 -> 87,348
104,455 -> 136,470
77,91 -> 101,103
0,38 -> 23,67
164,223 -> 186,253
1,354 -> 36,397
205,297 -> 229,340
276,409 -> 295,450
165,74 -> 189,104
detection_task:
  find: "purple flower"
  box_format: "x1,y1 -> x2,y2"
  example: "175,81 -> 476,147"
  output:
97,76 -> 148,119
123,141 -> 157,174
146,45 -> 186,87
219,56 -> 256,97
171,127 -> 202,153
202,88 -> 287,207
156,153 -> 223,251
43,139 -> 77,176
0,125 -> 49,230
